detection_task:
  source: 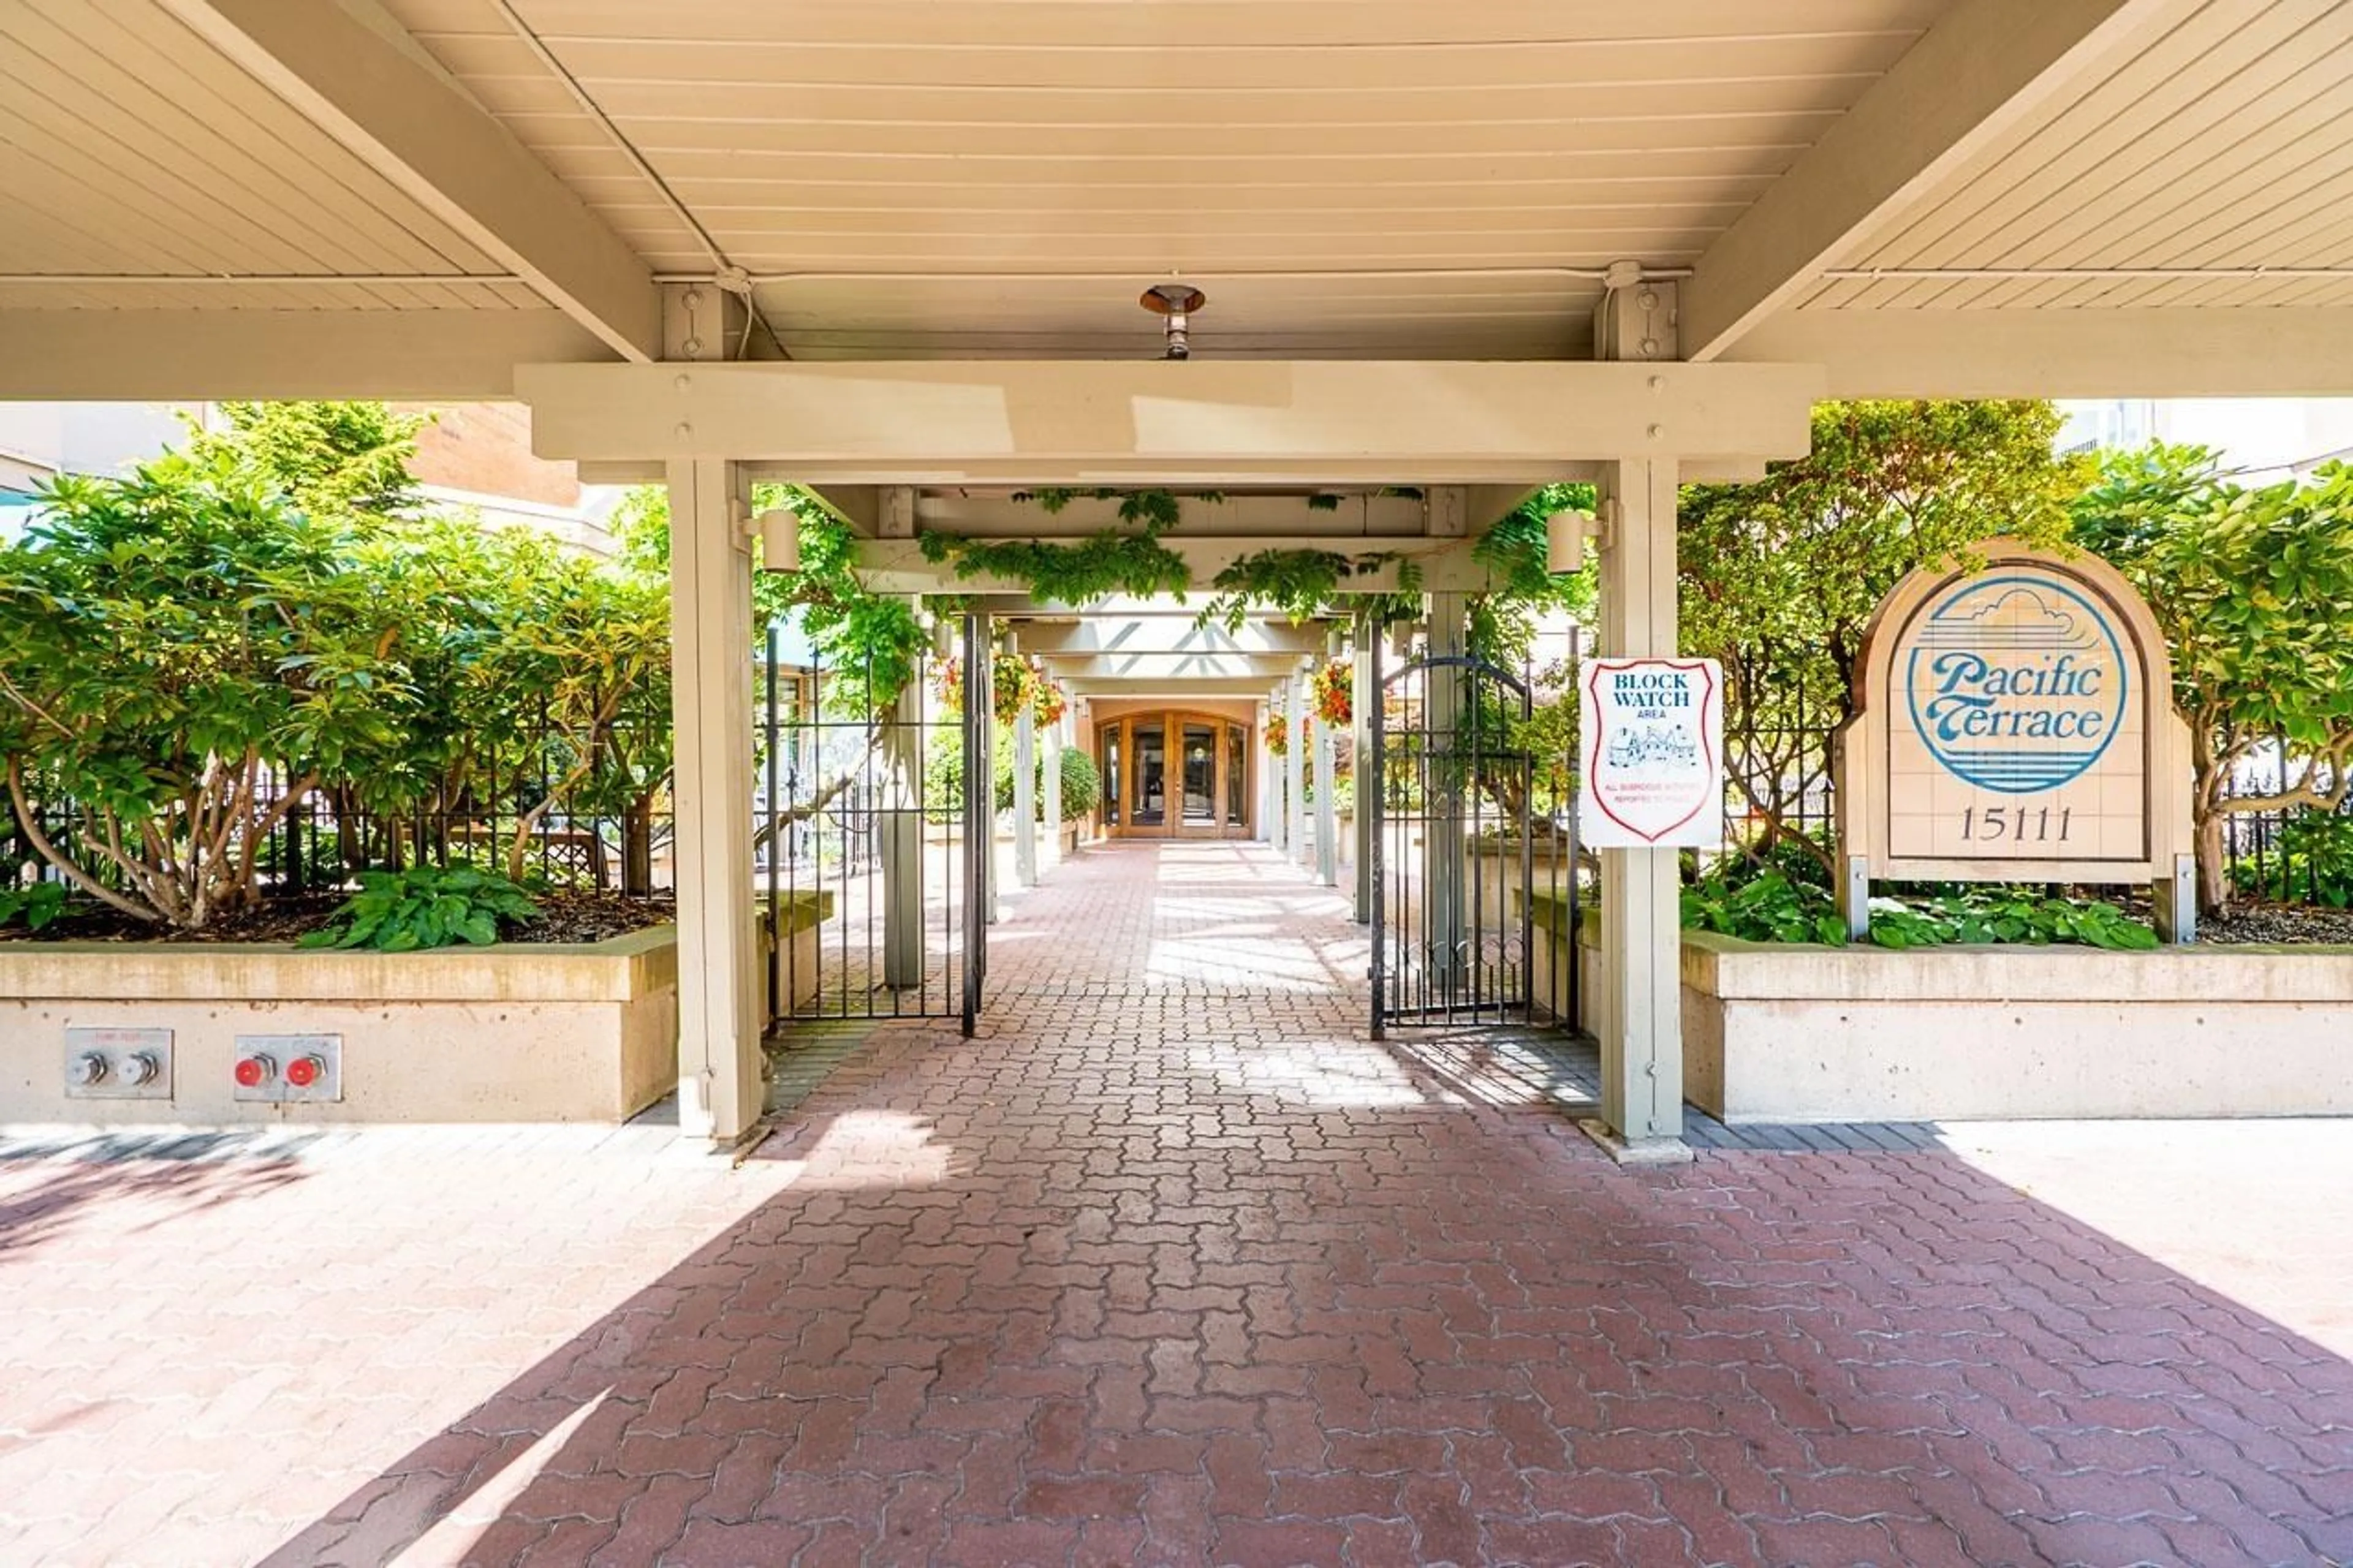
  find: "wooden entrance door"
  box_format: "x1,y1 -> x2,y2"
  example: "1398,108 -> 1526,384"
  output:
1097,711 -> 1252,839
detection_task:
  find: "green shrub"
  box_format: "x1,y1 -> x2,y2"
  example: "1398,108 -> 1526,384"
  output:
2230,812 -> 2353,909
925,729 -> 1098,823
1056,746 -> 1101,824
1868,892 -> 2158,952
297,865 -> 539,952
1681,867 -> 1847,946
1680,851 -> 2160,951
0,881 -> 66,932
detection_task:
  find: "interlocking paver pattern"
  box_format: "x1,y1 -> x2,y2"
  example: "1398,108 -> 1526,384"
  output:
1,839 -> 2349,1566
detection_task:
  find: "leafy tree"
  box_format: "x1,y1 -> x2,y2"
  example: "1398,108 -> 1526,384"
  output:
2071,445 -> 2353,913
612,483 -> 926,722
1457,483 -> 1598,831
1678,400 -> 2085,871
438,524 -> 671,882
0,456 -> 417,925
180,401 -> 426,521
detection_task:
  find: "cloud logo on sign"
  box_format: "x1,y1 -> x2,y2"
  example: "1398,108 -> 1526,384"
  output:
1904,575 -> 2129,795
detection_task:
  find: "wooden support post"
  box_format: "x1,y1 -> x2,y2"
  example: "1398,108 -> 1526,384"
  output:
1287,672 -> 1309,867
665,458 -> 762,1147
1315,675 -> 1338,888
1012,635 -> 1037,889
1593,458 -> 1691,1161
1425,594 -> 1468,986
1264,699 -> 1284,852
881,672 -> 924,988
1354,614 -> 1374,923
1042,713 -> 1064,868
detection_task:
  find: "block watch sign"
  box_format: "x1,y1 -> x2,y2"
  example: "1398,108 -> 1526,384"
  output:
1833,540 -> 2196,936
1579,657 -> 1724,848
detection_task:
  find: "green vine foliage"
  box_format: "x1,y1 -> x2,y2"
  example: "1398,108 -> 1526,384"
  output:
612,485 -> 925,721
1679,849 -> 2161,951
917,512 -> 1190,607
1196,550 -> 1419,632
1013,487 -> 1187,527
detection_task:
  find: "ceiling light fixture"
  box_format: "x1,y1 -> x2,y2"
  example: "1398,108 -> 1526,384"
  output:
1140,282 -> 1207,360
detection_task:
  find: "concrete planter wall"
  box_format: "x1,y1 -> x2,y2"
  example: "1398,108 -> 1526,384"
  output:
1536,894 -> 2353,1122
764,890 -> 835,1016
0,926 -> 678,1126
1680,933 -> 2353,1122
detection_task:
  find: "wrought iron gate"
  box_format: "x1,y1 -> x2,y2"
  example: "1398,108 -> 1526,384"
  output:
1368,637 -> 1578,1037
759,613 -> 990,1037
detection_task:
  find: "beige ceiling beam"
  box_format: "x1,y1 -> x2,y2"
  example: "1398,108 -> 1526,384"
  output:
0,308 -> 612,401
1036,653 -> 1307,681
517,361 -> 1821,481
918,493 -> 1430,540
1064,677 -> 1284,700
1678,0 -> 2192,362
1007,621 -> 1332,657
857,536 -> 1494,597
1724,307 -> 2353,398
154,0 -> 661,363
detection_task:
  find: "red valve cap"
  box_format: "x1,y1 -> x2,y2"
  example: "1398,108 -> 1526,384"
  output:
234,1056 -> 271,1087
286,1056 -> 322,1088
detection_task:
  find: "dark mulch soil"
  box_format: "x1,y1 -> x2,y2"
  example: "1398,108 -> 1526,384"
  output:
2200,900 -> 2353,945
0,888 -> 674,946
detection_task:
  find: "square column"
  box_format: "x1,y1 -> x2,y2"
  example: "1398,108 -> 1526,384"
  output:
1353,615 -> 1374,922
666,458 -> 762,1147
1257,700 -> 1276,846
1314,668 -> 1338,887
1595,457 -> 1689,1158
881,670 -> 925,988
1012,653 -> 1038,888
1286,670 -> 1308,866
1042,713 -> 1063,867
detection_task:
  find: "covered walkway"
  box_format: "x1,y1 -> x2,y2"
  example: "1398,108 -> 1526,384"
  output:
4,843 -> 2349,1564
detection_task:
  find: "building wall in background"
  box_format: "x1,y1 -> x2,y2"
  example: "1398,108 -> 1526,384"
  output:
0,401 -> 622,553
2059,398 -> 2353,483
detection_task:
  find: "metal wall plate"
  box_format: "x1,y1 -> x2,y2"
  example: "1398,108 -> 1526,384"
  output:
63,1027 -> 175,1100
232,1034 -> 343,1104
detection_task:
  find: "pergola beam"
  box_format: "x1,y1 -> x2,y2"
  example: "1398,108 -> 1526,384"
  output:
855,537 -> 1495,597
154,0 -> 661,363
1064,677 -> 1283,699
917,492 -> 1430,540
1726,306 -> 2353,397
1035,653 -> 1308,680
518,360 -> 1822,480
1678,0 -> 2189,362
1007,621 -> 1333,657
0,308 -> 613,401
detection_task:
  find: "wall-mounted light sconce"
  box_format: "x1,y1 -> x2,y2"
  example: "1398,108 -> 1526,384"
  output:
754,507 -> 798,572
1546,509 -> 1593,575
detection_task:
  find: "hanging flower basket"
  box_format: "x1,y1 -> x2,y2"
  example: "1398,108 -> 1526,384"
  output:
1311,658 -> 1352,727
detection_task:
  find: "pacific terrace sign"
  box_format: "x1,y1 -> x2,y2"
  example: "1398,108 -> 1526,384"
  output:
1833,540 -> 2196,939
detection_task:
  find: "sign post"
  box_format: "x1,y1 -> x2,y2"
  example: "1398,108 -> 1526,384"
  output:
1834,541 -> 2197,941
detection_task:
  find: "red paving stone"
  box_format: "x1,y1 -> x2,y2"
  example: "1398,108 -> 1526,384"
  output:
1,839 -> 2350,1566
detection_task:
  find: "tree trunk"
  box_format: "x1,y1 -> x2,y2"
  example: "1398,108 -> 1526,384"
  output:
2196,808 -> 2228,917
622,793 -> 654,897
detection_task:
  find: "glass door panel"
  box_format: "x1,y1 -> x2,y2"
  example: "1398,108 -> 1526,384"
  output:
1226,724 -> 1248,828
1181,722 -> 1217,828
1099,724 -> 1121,826
1131,722 -> 1166,828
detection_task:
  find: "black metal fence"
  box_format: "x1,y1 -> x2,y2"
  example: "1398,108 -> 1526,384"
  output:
4,684 -> 676,904
758,619 -> 982,1029
1369,643 -> 1576,1035
1708,715 -> 2351,903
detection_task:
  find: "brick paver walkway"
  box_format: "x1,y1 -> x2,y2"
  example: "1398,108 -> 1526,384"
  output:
2,839 -> 2349,1566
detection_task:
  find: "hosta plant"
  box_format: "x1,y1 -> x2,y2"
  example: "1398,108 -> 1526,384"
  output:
298,865 -> 539,952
